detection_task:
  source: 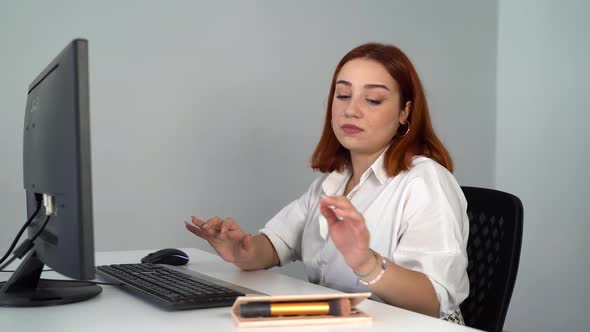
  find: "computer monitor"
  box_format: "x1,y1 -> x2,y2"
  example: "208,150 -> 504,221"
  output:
0,39 -> 102,306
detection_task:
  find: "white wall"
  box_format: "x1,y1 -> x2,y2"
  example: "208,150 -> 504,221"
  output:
0,1 -> 497,279
496,1 -> 590,331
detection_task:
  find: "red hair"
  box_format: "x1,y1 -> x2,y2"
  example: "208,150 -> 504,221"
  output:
310,42 -> 453,176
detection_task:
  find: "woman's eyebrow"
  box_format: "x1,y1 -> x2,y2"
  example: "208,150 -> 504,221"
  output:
336,80 -> 390,91
364,83 -> 390,91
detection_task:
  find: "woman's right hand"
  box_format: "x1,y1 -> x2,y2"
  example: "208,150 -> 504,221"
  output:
185,216 -> 254,264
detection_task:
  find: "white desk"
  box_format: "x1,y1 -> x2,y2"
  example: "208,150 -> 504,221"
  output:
0,248 -> 479,332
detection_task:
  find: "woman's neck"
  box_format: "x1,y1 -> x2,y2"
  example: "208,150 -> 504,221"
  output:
348,146 -> 388,187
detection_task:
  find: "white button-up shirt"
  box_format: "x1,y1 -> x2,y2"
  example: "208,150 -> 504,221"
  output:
260,152 -> 469,317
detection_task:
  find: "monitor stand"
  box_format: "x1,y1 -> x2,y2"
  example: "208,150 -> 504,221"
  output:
0,250 -> 102,307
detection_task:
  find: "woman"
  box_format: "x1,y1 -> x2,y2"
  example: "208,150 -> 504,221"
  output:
185,42 -> 469,324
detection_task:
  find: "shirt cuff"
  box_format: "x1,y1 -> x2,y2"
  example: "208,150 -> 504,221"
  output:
426,276 -> 452,317
259,228 -> 293,267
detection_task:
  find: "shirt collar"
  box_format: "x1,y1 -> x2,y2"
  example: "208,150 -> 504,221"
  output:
321,168 -> 350,196
321,148 -> 390,195
369,149 -> 389,185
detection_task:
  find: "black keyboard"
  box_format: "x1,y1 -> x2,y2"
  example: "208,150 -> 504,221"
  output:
96,263 -> 245,310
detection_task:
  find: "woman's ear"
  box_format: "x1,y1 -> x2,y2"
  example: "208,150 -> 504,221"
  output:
400,101 -> 412,123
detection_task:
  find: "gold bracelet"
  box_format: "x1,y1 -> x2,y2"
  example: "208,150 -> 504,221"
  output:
359,253 -> 387,286
353,249 -> 378,278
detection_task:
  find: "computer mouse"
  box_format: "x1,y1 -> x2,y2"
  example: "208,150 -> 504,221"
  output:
141,248 -> 189,266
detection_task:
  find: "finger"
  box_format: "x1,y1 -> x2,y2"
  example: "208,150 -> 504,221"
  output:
202,216 -> 220,228
331,207 -> 363,223
191,216 -> 206,228
320,205 -> 342,223
319,199 -> 341,218
185,221 -> 207,238
320,195 -> 351,210
321,196 -> 360,221
205,216 -> 221,226
220,218 -> 237,234
223,220 -> 246,242
203,217 -> 223,232
320,199 -> 346,219
212,219 -> 235,240
241,233 -> 253,253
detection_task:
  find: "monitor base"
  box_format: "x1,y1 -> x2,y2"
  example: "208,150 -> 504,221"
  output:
0,250 -> 102,307
0,279 -> 102,307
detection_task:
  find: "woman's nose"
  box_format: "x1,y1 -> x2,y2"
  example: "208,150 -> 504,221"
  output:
342,97 -> 362,118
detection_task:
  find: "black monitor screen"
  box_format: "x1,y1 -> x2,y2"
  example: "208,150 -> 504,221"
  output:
0,39 -> 101,307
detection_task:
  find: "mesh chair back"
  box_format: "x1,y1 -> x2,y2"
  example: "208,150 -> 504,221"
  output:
460,186 -> 523,332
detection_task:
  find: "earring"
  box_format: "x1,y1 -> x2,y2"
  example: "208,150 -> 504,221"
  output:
396,120 -> 410,137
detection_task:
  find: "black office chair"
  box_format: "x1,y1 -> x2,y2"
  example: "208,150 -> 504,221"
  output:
459,186 -> 523,332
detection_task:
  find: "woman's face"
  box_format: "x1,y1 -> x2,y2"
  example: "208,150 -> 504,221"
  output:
331,58 -> 408,156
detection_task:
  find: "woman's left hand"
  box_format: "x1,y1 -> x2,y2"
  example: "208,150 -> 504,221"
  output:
319,195 -> 373,271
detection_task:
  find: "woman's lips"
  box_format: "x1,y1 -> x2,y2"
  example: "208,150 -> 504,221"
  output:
341,124 -> 363,134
